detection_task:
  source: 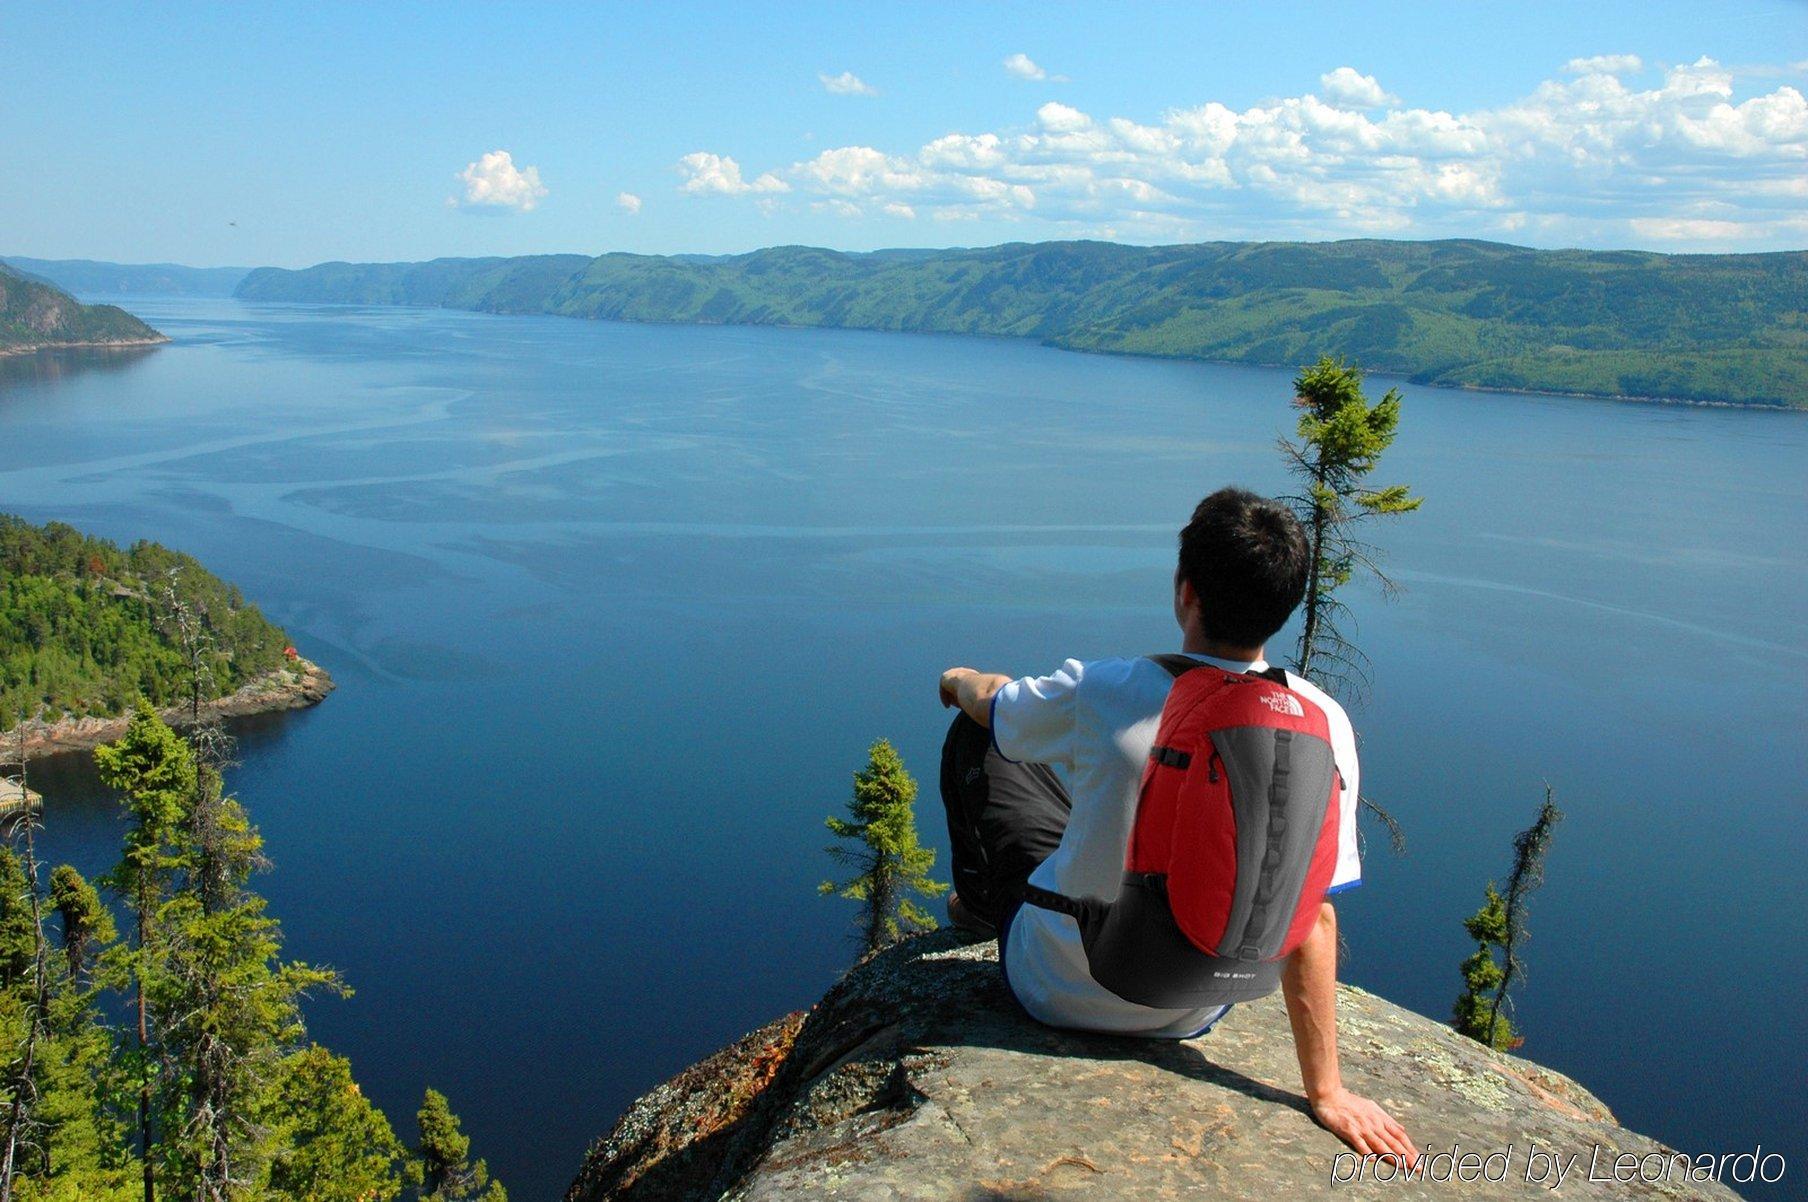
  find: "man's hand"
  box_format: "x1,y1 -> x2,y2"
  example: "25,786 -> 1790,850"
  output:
938,667 -> 1012,726
1310,1085 -> 1418,1166
939,667 -> 977,708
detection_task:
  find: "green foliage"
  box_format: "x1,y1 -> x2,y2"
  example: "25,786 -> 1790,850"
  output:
1281,356 -> 1422,693
1452,885 -> 1518,1050
1453,789 -> 1564,1051
267,1047 -> 404,1202
0,849 -> 134,1198
406,1089 -> 507,1202
150,757 -> 345,1197
0,513 -> 292,725
0,848 -> 38,989
95,699 -> 196,925
821,739 -> 947,955
0,262 -> 163,351
0,703 -> 426,1201
237,239 -> 1808,407
48,866 -> 114,985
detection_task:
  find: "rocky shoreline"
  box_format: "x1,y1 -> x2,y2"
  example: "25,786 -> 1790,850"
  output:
0,334 -> 170,357
4,659 -> 333,760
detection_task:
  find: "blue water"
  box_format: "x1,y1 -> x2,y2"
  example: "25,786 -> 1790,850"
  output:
4,299 -> 1804,1200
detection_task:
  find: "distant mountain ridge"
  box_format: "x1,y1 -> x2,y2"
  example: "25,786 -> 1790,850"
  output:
0,261 -> 166,354
4,256 -> 250,298
236,239 -> 1808,408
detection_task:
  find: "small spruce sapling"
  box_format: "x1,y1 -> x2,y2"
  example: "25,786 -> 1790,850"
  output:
1453,787 -> 1563,1050
821,740 -> 947,955
406,1089 -> 506,1202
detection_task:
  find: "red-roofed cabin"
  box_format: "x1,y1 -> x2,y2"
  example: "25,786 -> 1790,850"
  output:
283,646 -> 300,661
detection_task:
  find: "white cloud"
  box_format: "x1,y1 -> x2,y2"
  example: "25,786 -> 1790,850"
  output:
455,150 -> 547,211
677,152 -> 789,196
616,191 -> 642,215
1318,67 -> 1399,109
819,70 -> 877,97
882,202 -> 917,219
677,55 -> 1808,248
1036,101 -> 1092,133
1003,53 -> 1066,82
1565,54 -> 1644,76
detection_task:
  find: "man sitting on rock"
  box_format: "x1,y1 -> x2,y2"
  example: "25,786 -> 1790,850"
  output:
937,485 -> 1418,1166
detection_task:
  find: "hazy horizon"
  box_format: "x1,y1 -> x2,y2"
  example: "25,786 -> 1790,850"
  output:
12,226 -> 1808,277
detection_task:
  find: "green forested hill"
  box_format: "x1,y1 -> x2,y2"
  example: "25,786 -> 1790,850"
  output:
1,255 -> 250,297
236,254 -> 592,309
0,515 -> 290,723
236,239 -> 1808,407
0,261 -> 166,352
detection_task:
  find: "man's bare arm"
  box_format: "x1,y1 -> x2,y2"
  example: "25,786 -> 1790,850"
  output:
938,667 -> 1012,726
1282,902 -> 1419,1166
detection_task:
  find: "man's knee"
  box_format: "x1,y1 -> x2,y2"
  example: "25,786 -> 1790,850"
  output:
940,712 -> 992,805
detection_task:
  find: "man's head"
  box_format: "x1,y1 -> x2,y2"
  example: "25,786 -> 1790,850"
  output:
1175,487 -> 1310,654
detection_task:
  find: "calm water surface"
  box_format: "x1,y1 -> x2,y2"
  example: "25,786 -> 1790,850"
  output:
3,299 -> 1804,1200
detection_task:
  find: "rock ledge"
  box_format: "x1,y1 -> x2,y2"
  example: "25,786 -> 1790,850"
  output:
567,930 -> 1736,1201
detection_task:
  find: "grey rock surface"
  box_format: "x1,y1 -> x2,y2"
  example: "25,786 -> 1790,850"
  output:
568,930 -> 1740,1200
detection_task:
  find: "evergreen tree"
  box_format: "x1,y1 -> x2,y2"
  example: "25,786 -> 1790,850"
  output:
820,740 -> 946,954
404,1090 -> 505,1202
0,858 -> 132,1197
152,736 -> 341,1199
1452,884 -> 1515,1050
0,845 -> 48,1202
20,907 -> 136,1202
1279,356 -> 1422,693
95,700 -> 195,1202
1,742 -> 57,1202
266,1047 -> 403,1202
47,869 -> 113,988
1453,789 -> 1563,1050
0,851 -> 36,989
0,683 -> 406,1201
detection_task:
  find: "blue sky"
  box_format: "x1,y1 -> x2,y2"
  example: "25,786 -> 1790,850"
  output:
7,1 -> 1805,266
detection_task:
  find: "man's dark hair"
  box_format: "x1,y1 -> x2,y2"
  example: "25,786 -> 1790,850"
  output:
1177,487 -> 1310,648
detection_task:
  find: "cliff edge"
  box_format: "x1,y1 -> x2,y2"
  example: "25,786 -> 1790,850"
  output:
568,930 -> 1737,1201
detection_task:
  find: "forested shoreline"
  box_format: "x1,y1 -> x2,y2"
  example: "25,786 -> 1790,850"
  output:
237,238 -> 1808,409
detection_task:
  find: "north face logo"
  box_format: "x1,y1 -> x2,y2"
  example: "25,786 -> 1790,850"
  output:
1258,692 -> 1306,718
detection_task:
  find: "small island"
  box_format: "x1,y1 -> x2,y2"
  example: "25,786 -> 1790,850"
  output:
0,259 -> 168,356
0,514 -> 331,758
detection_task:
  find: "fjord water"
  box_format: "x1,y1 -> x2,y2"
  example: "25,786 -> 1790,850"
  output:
4,299 -> 1803,1200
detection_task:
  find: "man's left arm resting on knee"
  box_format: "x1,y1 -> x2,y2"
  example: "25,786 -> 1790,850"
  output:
1284,900 -> 1419,1166
940,667 -> 1010,725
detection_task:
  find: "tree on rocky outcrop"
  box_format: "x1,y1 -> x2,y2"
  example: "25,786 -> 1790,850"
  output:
405,1089 -> 506,1202
267,1046 -> 405,1202
820,739 -> 946,955
1279,355 -> 1421,694
1453,788 -> 1562,1050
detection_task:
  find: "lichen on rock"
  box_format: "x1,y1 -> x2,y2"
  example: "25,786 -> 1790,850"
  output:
567,930 -> 1737,1200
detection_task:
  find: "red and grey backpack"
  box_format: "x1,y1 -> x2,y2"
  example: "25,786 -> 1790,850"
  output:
1023,654 -> 1343,1008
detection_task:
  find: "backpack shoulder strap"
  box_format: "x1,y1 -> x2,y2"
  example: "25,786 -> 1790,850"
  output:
1149,654 -> 1289,686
